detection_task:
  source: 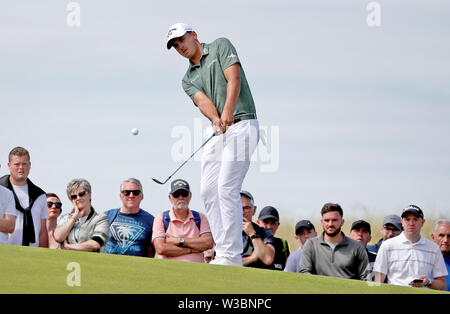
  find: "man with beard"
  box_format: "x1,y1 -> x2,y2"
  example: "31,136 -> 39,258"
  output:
299,203 -> 369,280
152,179 -> 213,263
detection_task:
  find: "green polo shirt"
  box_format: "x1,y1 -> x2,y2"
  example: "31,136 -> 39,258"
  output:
182,37 -> 256,117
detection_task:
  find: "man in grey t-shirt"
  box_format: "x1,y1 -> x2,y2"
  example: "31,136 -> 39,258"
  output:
299,203 -> 368,280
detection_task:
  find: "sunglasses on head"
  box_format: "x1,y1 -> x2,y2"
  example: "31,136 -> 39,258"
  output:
121,190 -> 141,196
172,190 -> 189,198
70,190 -> 88,200
47,201 -> 62,209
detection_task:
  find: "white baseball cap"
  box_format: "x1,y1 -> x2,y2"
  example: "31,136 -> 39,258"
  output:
166,23 -> 193,49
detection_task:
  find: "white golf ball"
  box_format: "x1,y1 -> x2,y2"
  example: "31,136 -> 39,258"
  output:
131,128 -> 139,135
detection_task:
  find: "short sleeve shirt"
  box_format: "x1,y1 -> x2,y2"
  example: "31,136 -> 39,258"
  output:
182,37 -> 256,117
0,186 -> 17,244
242,222 -> 275,269
152,209 -> 211,263
103,208 -> 154,257
373,232 -> 448,287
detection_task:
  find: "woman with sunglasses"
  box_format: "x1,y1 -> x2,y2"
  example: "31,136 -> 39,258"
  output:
54,178 -> 109,252
46,193 -> 63,249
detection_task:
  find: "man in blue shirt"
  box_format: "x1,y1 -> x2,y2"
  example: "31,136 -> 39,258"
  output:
104,178 -> 154,257
431,220 -> 450,291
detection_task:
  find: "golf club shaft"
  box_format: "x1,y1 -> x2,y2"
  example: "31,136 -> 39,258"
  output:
155,132 -> 216,184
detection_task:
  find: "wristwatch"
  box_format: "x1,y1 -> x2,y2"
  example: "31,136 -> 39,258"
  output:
425,279 -> 432,288
178,237 -> 185,247
250,233 -> 260,240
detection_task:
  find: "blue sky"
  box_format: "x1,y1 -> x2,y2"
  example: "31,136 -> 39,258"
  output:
1,1 -> 449,223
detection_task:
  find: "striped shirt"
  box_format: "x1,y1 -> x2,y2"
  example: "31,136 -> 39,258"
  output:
373,232 -> 448,287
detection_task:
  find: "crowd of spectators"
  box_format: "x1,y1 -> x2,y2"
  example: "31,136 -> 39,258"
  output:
1,146 -> 449,291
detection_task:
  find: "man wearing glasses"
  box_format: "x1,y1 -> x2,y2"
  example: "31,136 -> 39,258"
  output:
152,179 -> 213,263
104,178 -> 155,257
367,214 -> 403,254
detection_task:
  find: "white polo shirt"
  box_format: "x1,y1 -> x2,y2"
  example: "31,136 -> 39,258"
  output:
373,232 -> 448,287
0,186 -> 17,244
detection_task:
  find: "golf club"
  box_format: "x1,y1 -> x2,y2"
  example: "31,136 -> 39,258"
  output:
152,132 -> 218,185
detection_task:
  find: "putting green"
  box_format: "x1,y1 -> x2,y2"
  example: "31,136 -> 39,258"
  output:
0,244 -> 446,294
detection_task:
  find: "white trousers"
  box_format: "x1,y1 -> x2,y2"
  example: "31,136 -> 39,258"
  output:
200,119 -> 259,260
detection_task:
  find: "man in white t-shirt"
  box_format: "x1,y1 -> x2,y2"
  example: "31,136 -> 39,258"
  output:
0,183 -> 17,244
373,205 -> 447,290
0,147 -> 48,247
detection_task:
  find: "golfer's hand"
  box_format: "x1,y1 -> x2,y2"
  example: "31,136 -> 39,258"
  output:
243,217 -> 255,236
212,117 -> 226,135
220,110 -> 234,129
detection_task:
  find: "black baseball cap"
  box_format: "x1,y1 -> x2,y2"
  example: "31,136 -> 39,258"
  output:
295,220 -> 315,235
240,190 -> 254,202
351,220 -> 371,234
258,206 -> 279,222
170,179 -> 190,194
401,205 -> 424,219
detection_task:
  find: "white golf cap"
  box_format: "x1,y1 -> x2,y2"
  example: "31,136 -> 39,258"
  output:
166,23 -> 193,49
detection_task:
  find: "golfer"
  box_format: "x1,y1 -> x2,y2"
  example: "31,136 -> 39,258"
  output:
167,23 -> 259,266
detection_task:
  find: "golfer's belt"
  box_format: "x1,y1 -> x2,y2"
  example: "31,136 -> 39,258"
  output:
233,113 -> 257,124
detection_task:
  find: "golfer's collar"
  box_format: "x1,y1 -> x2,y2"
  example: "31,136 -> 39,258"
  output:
189,43 -> 209,68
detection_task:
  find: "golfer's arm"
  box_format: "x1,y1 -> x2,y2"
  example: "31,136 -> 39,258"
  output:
222,63 -> 241,116
193,91 -> 220,123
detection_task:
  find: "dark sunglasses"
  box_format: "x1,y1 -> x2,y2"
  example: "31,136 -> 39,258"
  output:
172,190 -> 189,198
47,201 -> 62,209
70,191 -> 88,200
121,190 -> 142,196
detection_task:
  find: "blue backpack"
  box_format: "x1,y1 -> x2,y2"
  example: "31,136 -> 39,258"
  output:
163,210 -> 201,232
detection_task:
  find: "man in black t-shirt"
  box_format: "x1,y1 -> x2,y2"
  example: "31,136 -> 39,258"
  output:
240,190 -> 275,268
257,206 -> 290,271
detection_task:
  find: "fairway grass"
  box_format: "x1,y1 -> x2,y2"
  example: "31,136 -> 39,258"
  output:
0,244 -> 446,294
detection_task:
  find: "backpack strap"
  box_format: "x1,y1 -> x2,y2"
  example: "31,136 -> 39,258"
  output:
163,210 -> 201,232
191,210 -> 201,230
107,208 -> 121,225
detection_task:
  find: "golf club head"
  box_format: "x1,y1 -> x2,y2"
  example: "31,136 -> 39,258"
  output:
152,178 -> 167,185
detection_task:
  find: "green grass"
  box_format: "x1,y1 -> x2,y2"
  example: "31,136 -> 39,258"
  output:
0,244 -> 447,294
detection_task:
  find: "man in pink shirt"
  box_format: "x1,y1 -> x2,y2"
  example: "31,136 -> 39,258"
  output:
152,179 -> 213,263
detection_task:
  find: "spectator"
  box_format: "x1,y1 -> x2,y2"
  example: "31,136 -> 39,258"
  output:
256,206 -> 290,270
54,178 -> 109,252
0,184 -> 17,244
348,220 -> 377,263
203,248 -> 215,264
373,205 -> 447,290
284,220 -> 317,273
367,214 -> 402,254
240,190 -> 275,268
152,179 -> 213,263
430,220 -> 450,291
0,147 -> 48,247
46,193 -> 63,249
104,178 -> 155,257
299,203 -> 368,280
